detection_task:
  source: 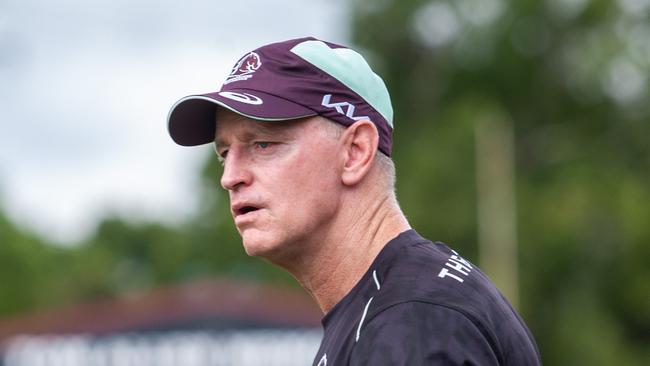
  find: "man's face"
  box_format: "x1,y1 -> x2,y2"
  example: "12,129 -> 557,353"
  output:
214,109 -> 344,262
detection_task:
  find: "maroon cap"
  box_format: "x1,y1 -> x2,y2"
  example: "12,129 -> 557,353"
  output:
167,37 -> 394,156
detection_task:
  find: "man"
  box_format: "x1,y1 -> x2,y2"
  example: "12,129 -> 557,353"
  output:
167,37 -> 542,365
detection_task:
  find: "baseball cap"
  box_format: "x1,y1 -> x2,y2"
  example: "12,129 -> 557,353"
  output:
167,36 -> 394,156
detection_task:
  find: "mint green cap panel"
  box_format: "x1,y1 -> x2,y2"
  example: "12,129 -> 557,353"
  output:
290,40 -> 394,127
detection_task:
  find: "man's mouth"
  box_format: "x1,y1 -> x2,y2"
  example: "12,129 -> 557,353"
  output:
236,206 -> 260,216
232,202 -> 263,217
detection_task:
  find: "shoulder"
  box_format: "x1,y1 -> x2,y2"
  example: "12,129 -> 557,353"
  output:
351,301 -> 500,365
376,232 -> 508,325
363,231 -> 541,365
376,235 -> 491,314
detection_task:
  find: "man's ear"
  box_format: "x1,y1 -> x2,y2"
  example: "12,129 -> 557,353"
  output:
340,119 -> 379,186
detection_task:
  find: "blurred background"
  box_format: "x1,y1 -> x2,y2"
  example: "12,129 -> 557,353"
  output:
0,0 -> 649,365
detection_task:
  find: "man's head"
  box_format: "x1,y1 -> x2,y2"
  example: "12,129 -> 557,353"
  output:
167,37 -> 397,264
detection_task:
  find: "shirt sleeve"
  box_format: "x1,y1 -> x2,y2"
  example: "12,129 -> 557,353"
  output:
349,302 -> 500,366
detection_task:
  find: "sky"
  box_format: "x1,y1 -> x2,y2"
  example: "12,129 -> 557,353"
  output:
0,0 -> 348,243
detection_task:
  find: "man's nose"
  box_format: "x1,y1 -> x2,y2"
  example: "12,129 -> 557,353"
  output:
220,149 -> 252,191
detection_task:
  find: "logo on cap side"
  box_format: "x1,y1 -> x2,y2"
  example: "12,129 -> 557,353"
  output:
321,94 -> 369,121
219,91 -> 264,105
224,52 -> 262,85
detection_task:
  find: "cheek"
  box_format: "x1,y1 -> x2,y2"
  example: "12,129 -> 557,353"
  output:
280,154 -> 341,218
292,144 -> 338,183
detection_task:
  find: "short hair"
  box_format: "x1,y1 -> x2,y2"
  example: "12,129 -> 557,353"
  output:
375,151 -> 396,192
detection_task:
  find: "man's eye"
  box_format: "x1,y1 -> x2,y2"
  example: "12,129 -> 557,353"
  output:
256,142 -> 272,149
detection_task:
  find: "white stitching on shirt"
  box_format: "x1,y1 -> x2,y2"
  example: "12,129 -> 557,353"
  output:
372,270 -> 381,290
356,297 -> 374,342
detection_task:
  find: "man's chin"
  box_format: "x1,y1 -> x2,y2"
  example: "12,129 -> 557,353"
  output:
240,231 -> 278,257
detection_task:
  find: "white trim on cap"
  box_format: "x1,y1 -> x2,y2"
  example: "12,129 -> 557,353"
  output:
166,95 -> 316,129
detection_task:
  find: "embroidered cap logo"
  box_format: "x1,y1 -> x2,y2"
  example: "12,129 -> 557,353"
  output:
321,94 -> 369,121
224,52 -> 262,85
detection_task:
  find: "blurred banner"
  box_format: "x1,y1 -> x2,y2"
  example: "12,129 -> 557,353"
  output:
3,330 -> 320,366
0,278 -> 322,366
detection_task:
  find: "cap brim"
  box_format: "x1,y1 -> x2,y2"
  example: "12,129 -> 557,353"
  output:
167,89 -> 317,146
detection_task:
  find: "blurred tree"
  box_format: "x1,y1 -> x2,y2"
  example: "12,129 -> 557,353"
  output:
0,211 -> 71,315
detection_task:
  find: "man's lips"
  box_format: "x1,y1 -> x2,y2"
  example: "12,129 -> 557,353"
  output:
231,202 -> 264,218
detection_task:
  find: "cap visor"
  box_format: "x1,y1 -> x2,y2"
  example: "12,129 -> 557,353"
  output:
167,89 -> 317,146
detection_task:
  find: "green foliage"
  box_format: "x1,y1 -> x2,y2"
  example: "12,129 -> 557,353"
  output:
0,212 -> 79,315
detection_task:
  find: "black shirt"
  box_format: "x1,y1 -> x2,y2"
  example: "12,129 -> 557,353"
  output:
312,230 -> 541,366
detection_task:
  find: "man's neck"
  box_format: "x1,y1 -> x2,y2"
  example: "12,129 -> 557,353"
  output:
288,193 -> 410,314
